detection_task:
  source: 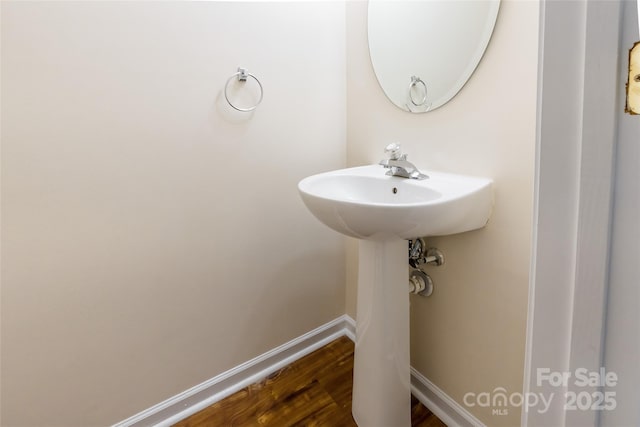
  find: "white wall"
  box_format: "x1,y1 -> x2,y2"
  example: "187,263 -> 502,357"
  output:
0,2 -> 346,426
601,1 -> 640,425
346,1 -> 539,426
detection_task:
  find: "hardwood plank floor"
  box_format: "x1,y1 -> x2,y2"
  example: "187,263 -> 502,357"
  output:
173,336 -> 446,427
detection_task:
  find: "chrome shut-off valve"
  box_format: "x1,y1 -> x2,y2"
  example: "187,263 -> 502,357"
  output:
408,238 -> 444,269
408,238 -> 444,297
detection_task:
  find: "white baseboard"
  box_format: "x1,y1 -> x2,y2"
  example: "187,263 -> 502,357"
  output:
113,314 -> 482,427
343,313 -> 356,341
410,368 -> 486,427
113,315 -> 351,427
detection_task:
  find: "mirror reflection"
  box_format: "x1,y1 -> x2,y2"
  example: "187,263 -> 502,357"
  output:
368,0 -> 501,113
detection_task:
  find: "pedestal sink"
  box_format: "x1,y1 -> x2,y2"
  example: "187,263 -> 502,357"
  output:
298,164 -> 493,427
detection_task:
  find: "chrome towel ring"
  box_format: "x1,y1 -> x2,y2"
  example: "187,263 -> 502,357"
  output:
408,75 -> 427,107
224,67 -> 263,112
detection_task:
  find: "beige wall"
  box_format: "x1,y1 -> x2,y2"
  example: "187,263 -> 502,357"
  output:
345,1 -> 539,425
3,1 -> 540,425
0,2 -> 346,426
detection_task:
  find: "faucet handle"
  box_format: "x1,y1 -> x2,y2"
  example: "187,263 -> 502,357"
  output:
384,143 -> 403,160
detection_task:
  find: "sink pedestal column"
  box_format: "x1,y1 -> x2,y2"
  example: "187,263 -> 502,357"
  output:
352,238 -> 411,427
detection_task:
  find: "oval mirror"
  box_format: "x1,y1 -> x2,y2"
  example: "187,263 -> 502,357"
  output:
368,0 -> 500,113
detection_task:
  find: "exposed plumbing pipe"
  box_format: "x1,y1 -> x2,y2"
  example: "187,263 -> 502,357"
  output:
408,239 -> 443,297
408,239 -> 445,269
409,269 -> 433,297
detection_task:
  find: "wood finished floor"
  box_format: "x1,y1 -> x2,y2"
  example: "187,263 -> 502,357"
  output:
173,336 -> 446,427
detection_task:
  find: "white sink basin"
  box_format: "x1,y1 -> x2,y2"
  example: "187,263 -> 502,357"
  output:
298,164 -> 493,240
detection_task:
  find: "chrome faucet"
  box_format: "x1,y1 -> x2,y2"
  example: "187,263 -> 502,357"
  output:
379,143 -> 428,180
